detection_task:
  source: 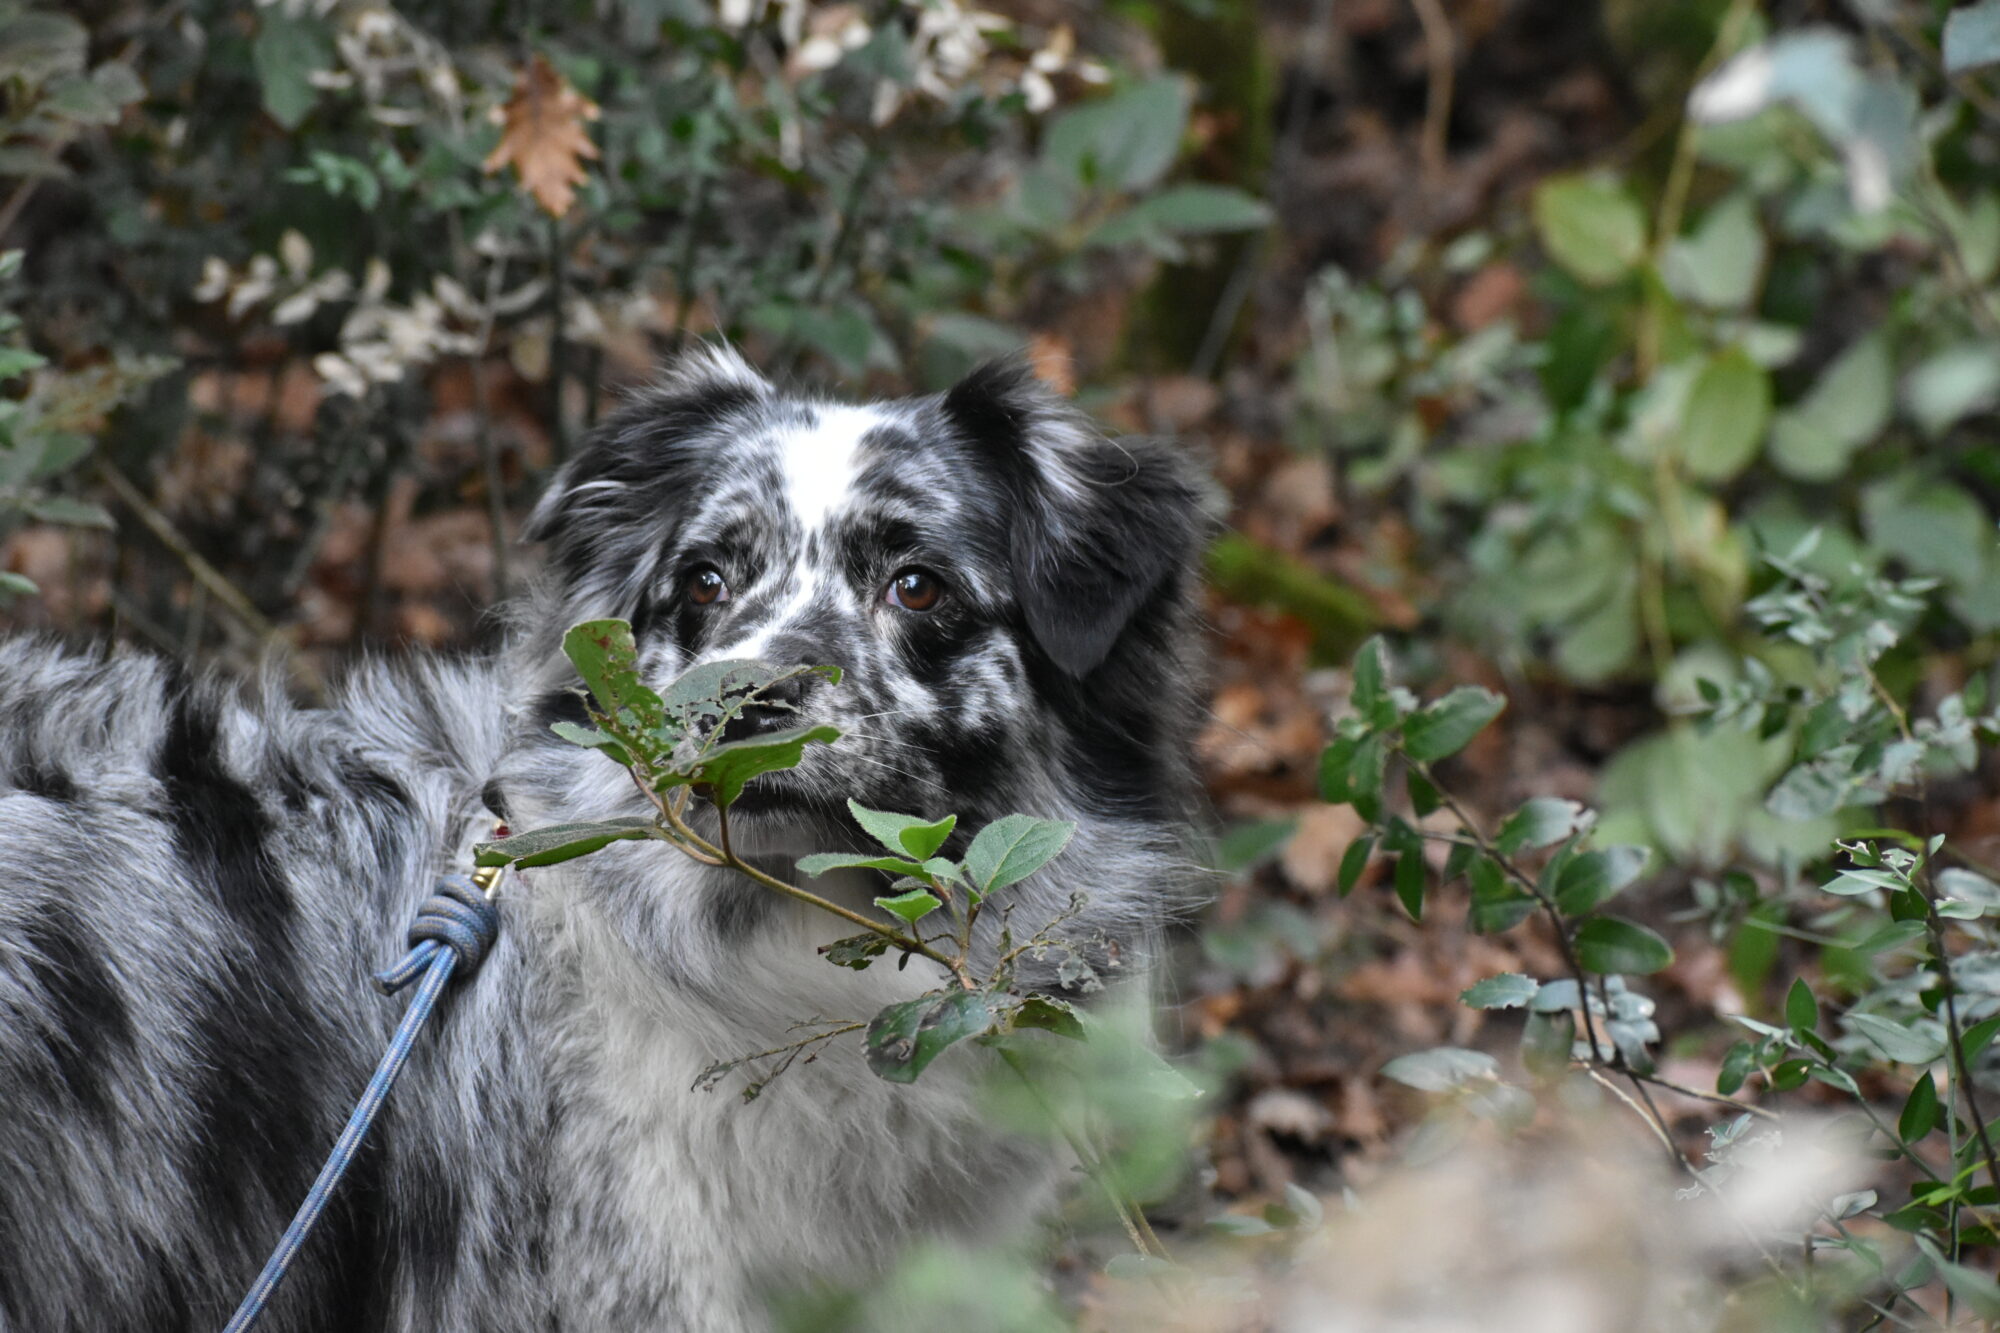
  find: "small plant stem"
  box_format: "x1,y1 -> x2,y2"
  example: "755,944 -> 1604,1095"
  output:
646,779 -> 972,980
1413,758 -> 1609,1063
1586,1066 -> 1808,1300
1405,0 -> 1454,187
1620,1069 -> 1781,1122
1925,905 -> 2000,1202
998,1047 -> 1165,1262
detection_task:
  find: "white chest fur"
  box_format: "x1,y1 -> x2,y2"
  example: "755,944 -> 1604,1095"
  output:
523,857 -> 1054,1330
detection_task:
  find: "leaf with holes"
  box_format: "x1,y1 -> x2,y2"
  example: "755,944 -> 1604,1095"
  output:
1002,995 -> 1086,1041
819,932 -> 891,971
475,817 -> 658,868
550,720 -> 631,766
562,620 -> 659,722
865,990 -> 997,1084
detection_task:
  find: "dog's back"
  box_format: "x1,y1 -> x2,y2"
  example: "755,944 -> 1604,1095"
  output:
0,642 -> 540,1331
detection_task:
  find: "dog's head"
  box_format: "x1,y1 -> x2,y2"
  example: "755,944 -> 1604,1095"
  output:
518,346 -> 1208,852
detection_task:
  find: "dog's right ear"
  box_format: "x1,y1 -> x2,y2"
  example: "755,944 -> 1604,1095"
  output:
524,344 -> 771,605
945,358 -> 1207,679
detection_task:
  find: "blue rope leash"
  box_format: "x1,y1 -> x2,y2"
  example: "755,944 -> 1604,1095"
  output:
220,871 -> 501,1333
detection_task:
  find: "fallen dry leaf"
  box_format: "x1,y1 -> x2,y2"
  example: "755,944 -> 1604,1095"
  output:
484,55 -> 601,219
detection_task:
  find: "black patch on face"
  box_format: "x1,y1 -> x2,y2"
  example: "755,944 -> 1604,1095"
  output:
19,898 -> 134,1122
8,757 -> 75,802
158,686 -> 297,965
525,377 -> 766,595
532,686 -> 592,732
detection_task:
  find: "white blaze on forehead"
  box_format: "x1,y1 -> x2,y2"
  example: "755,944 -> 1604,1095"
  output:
775,404 -> 885,531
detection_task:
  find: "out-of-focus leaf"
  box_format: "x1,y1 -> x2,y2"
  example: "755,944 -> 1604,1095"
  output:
1380,1046 -> 1499,1092
1681,347 -> 1771,482
483,54 -> 602,218
1461,973 -> 1539,1009
1573,917 -> 1675,975
1945,0 -> 2000,74
1533,175 -> 1646,286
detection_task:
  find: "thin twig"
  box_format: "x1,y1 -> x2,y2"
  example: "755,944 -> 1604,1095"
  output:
999,1047 -> 1165,1261
95,459 -> 324,693
1927,904 -> 2000,1203
1620,1068 -> 1781,1122
1414,758 -> 1609,1062
1406,0 -> 1455,186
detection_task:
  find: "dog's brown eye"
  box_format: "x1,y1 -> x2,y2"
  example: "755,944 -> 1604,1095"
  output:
885,568 -> 943,612
686,565 -> 729,606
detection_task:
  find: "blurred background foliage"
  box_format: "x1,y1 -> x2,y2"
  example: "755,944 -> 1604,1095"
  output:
15,0 -> 2000,1327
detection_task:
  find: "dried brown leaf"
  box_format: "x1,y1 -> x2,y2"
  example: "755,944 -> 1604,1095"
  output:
483,56 -> 600,219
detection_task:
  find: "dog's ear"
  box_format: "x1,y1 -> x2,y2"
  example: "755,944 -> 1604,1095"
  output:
945,359 -> 1206,678
524,345 -> 771,602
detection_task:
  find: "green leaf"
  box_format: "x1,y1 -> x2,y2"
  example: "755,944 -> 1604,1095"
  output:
1401,687 -> 1505,762
1904,342 -> 2000,436
1041,76 -> 1189,192
1533,174 -> 1646,286
1663,192 -> 1764,310
1769,333 -> 1892,481
1004,995 -> 1085,1041
1318,732 -> 1386,805
0,12 -> 86,82
474,817 -> 657,868
1861,474 -> 1990,588
1380,1046 -> 1499,1092
1915,1236 -> 2000,1320
1900,1070 -> 1941,1142
1214,818 -> 1296,874
1522,1009 -> 1574,1081
819,932 -> 890,970
1945,0 -> 2000,74
865,989 -> 996,1084
1572,917 -> 1675,975
1336,835 -> 1373,898
689,725 -> 841,808
1785,977 -> 1820,1034
1717,1040 -> 1756,1096
1469,855 -> 1536,934
1681,347 -> 1772,483
1552,846 -> 1650,915
0,346 -> 44,379
1393,852 -> 1425,922
562,620 -> 656,718
1844,1012 -> 1946,1064
1963,1015 -> 2000,1063
253,7 -> 333,130
874,888 -> 941,925
846,799 -> 957,860
25,497 -> 113,529
550,720 -> 632,766
962,814 -> 1076,894
1461,973 -> 1539,1009
1350,637 -> 1394,727
1088,184 -> 1272,247
1496,797 -> 1586,855
796,852 -> 920,880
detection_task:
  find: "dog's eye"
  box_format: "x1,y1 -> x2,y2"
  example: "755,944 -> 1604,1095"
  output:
885,568 -> 944,612
685,565 -> 730,606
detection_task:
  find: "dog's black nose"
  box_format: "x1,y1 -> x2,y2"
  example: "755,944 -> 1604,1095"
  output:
719,671 -> 816,743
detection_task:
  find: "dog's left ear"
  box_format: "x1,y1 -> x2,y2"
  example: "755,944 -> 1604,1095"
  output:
945,360 -> 1207,678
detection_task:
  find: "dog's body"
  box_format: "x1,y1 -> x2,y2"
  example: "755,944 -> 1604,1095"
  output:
0,350 -> 1206,1331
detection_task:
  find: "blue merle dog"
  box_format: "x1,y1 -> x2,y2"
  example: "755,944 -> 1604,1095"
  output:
0,347 -> 1207,1331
